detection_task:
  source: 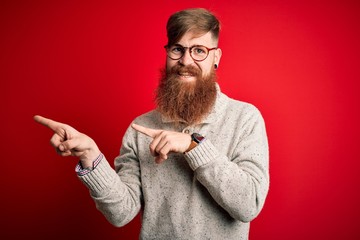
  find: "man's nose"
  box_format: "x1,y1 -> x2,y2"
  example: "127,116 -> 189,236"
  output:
179,49 -> 194,65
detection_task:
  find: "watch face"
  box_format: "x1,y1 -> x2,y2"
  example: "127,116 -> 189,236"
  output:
192,133 -> 204,143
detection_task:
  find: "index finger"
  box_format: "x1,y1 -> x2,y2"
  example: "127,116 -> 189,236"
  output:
131,123 -> 160,138
33,115 -> 64,131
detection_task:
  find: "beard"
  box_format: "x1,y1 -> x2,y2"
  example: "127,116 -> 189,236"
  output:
155,64 -> 217,125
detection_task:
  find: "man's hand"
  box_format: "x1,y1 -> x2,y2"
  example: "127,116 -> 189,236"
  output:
34,115 -> 100,168
132,124 -> 191,164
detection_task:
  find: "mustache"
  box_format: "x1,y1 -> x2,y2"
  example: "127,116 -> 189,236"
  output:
168,64 -> 201,77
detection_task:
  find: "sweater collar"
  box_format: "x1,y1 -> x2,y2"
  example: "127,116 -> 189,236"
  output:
160,83 -> 229,124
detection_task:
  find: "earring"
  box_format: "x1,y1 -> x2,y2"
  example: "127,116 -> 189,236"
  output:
214,64 -> 218,69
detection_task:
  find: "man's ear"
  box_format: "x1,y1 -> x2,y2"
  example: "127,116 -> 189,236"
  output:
214,48 -> 222,66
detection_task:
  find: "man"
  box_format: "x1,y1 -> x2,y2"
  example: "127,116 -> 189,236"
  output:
34,8 -> 269,240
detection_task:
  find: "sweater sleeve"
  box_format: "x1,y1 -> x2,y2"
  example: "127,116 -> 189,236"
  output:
77,127 -> 142,227
185,106 -> 269,223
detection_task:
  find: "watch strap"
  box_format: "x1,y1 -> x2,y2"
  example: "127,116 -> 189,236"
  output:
185,133 -> 204,153
186,140 -> 198,153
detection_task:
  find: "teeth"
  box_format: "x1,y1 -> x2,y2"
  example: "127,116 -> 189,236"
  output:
179,72 -> 193,76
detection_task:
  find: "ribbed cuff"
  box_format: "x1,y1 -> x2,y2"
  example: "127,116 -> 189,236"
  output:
185,139 -> 219,170
78,157 -> 117,194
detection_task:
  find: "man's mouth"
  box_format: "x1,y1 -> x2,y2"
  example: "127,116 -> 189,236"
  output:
170,65 -> 200,81
178,71 -> 195,78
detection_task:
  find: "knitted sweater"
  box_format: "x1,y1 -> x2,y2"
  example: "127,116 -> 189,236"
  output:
79,87 -> 269,240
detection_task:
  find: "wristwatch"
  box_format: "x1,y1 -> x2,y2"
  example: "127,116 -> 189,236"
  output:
186,133 -> 205,152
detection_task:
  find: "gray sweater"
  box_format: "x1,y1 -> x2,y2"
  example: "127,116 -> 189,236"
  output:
79,87 -> 269,240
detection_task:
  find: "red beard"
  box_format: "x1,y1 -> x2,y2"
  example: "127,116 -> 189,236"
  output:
155,64 -> 217,125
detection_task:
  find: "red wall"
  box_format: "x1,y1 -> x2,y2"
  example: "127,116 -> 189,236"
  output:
1,0 -> 359,239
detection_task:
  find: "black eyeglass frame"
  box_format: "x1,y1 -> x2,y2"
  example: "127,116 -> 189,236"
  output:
164,44 -> 218,62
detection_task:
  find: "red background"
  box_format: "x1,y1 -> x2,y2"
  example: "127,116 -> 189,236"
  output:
1,0 -> 360,239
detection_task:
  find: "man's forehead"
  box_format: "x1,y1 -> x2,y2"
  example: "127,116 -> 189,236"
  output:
176,31 -> 215,46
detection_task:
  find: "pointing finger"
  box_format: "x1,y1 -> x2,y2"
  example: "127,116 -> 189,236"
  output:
131,123 -> 160,138
34,115 -> 64,132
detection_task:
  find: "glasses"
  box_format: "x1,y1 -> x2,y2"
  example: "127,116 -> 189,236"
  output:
165,44 -> 217,62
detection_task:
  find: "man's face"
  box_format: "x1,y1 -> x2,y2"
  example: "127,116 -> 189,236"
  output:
156,31 -> 222,125
166,31 -> 222,83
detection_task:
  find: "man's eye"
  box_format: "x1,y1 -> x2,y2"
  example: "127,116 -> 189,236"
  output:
193,47 -> 206,54
171,47 -> 183,53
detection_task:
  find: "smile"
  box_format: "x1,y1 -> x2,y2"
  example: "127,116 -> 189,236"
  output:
178,71 -> 195,77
